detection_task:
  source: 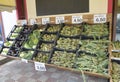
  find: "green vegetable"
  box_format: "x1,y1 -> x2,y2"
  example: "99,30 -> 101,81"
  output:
19,51 -> 34,60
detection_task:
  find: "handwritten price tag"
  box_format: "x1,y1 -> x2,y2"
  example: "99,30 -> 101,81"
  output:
94,14 -> 106,23
42,18 -> 50,25
72,16 -> 83,24
34,62 -> 46,71
56,16 -> 65,24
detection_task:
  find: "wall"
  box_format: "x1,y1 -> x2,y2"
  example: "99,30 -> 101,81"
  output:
0,0 -> 15,6
26,0 -> 108,19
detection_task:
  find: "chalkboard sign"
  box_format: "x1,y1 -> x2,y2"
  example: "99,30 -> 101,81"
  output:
36,0 -> 89,16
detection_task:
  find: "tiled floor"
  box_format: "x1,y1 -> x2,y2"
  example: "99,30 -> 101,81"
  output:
0,59 -> 109,82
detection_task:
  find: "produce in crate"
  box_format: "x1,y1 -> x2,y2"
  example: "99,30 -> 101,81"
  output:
51,51 -> 76,68
112,62 -> 120,82
23,30 -> 41,49
60,25 -> 82,36
19,51 -> 34,60
42,34 -> 56,41
75,53 -> 108,75
39,43 -> 54,51
56,37 -> 79,50
78,40 -> 108,55
14,27 -> 23,32
10,33 -> 19,39
4,41 -> 14,47
47,25 -> 60,32
112,52 -> 120,58
1,48 -> 9,55
82,24 -> 109,38
111,41 -> 120,50
33,52 -> 49,63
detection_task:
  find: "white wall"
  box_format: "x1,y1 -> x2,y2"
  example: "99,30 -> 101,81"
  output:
2,10 -> 17,38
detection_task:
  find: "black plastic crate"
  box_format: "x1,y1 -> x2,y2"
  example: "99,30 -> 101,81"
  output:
33,51 -> 51,63
60,24 -> 83,38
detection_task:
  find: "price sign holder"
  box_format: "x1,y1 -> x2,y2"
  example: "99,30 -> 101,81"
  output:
34,62 -> 46,71
72,16 -> 83,24
56,16 -> 65,24
42,18 -> 50,25
94,14 -> 106,23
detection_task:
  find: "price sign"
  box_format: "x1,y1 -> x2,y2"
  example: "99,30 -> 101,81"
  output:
29,19 -> 36,25
42,18 -> 50,25
56,16 -> 65,24
21,59 -> 28,63
34,62 -> 46,71
94,14 -> 106,23
72,16 -> 83,24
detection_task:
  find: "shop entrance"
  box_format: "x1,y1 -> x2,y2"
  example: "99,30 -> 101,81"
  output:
113,0 -> 120,41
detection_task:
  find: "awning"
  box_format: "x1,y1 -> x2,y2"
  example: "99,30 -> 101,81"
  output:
0,0 -> 15,12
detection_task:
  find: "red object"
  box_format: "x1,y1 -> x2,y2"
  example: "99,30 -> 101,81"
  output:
108,0 -> 113,13
16,0 -> 28,20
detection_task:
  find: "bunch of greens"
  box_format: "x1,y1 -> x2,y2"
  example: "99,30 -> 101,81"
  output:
51,51 -> 76,68
112,62 -> 120,82
14,27 -> 23,32
42,34 -> 56,41
4,41 -> 14,47
23,30 -> 41,49
1,48 -> 9,55
19,51 -> 34,60
39,43 -> 54,51
47,25 -> 60,32
75,53 -> 108,75
56,37 -> 79,50
78,40 -> 108,55
82,24 -> 109,37
10,33 -> 19,39
60,25 -> 82,36
33,52 -> 49,63
112,41 -> 120,50
112,52 -> 120,58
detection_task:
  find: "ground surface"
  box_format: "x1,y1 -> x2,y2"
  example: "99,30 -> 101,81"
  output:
0,59 -> 109,82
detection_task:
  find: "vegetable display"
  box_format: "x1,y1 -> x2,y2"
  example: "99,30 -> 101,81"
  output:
60,25 -> 82,36
23,30 -> 41,49
33,52 -> 49,63
112,52 -> 120,58
14,27 -> 23,32
39,43 -> 54,51
56,37 -> 79,50
82,24 -> 109,37
42,34 -> 56,41
112,62 -> 120,82
75,53 -> 108,75
47,25 -> 60,32
19,51 -> 34,59
51,51 -> 76,68
111,41 -> 120,50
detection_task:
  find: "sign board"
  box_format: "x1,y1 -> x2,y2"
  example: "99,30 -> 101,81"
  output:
42,18 -> 50,25
72,16 -> 83,24
34,62 -> 46,71
56,16 -> 65,24
94,14 -> 106,23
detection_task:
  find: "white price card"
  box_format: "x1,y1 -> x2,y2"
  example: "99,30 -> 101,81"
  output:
21,59 -> 28,63
21,20 -> 27,25
94,14 -> 106,23
34,62 -> 46,71
42,18 -> 50,25
30,19 -> 36,25
72,16 -> 83,24
56,16 -> 65,24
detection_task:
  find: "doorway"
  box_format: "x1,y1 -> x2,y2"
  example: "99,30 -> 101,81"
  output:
113,0 -> 120,41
